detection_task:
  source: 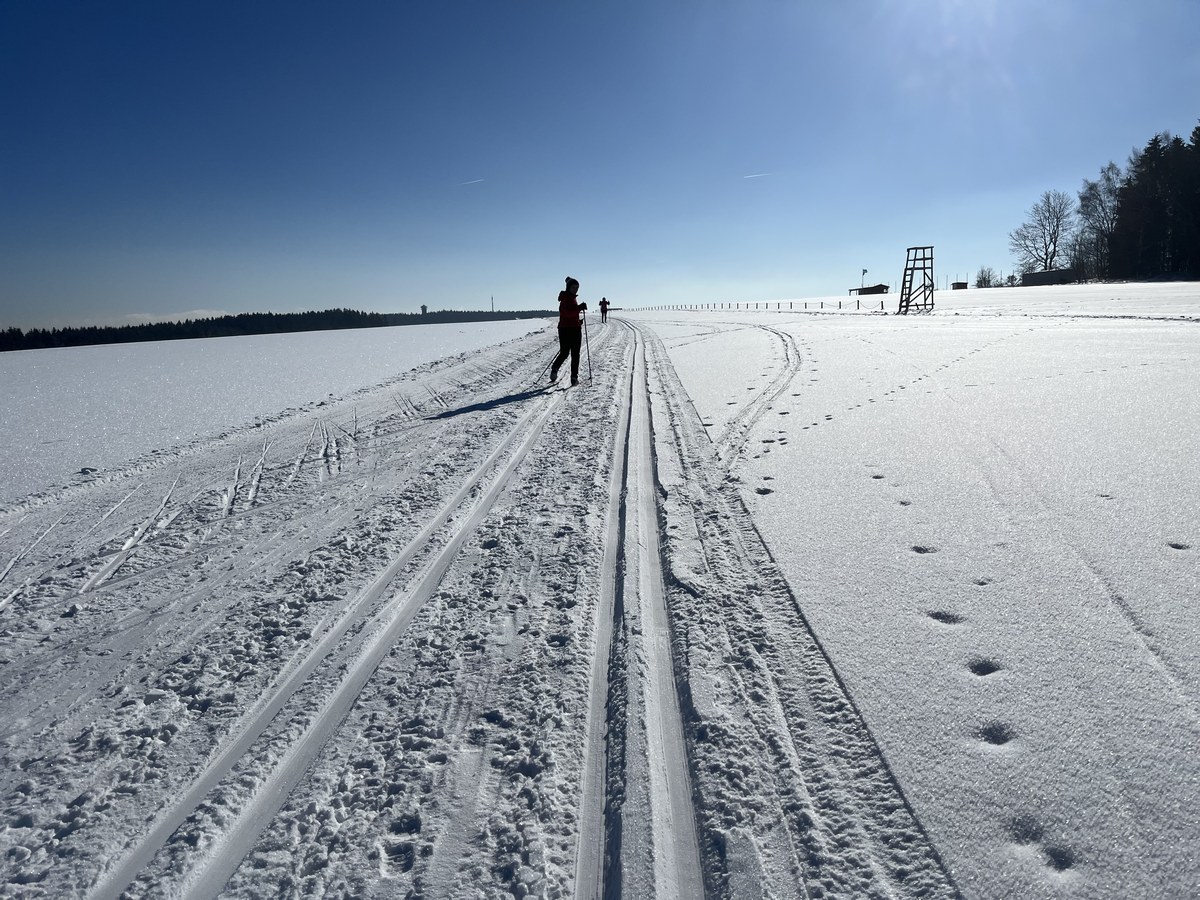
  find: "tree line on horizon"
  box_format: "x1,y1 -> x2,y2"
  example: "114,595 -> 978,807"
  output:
0,307 -> 555,353
975,120 -> 1200,288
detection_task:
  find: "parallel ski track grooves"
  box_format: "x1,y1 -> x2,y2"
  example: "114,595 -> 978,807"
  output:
14,346 -> 534,616
90,388 -> 565,900
0,512 -> 66,610
713,324 -> 802,468
575,325 -> 636,900
0,330 -> 535,523
1,412 -> 456,701
79,476 -> 181,593
3,338 -> 578,750
594,321 -> 705,900
641,326 -> 961,898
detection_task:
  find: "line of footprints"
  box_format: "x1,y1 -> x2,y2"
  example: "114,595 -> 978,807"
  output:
869,464 -> 1080,876
871,468 -> 1194,877
738,347 -> 1194,876
749,357 -> 954,470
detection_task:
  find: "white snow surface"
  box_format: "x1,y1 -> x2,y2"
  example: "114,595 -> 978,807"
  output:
0,320 -> 545,506
1,284 -> 1197,899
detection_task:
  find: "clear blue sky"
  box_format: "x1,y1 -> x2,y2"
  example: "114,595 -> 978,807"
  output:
2,0 -> 1198,328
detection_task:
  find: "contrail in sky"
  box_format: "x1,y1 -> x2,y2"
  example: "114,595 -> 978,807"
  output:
459,178 -> 485,185
743,173 -> 771,179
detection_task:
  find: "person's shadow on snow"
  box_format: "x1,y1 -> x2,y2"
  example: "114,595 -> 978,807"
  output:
430,387 -> 548,420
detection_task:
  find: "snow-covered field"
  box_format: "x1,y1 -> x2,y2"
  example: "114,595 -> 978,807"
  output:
1,284 -> 1197,899
0,319 -> 544,506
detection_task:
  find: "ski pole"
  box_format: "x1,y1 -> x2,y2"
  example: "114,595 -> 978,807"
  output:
537,332 -> 559,383
583,311 -> 593,380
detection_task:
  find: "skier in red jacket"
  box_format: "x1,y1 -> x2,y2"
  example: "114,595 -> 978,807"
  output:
550,276 -> 587,385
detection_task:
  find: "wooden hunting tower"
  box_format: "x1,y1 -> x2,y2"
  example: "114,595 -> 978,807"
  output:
897,246 -> 935,314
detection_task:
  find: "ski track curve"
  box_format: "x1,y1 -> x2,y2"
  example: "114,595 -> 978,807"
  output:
0,319 -> 957,899
710,324 -> 803,469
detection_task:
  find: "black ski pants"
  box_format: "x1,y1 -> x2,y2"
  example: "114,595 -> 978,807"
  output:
552,326 -> 583,382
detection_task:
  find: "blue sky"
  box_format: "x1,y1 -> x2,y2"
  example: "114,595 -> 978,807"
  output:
2,0 -> 1198,329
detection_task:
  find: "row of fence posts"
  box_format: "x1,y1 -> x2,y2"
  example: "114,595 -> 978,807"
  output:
639,300 -> 887,311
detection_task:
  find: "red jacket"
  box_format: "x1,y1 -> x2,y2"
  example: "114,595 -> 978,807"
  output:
558,291 -> 585,327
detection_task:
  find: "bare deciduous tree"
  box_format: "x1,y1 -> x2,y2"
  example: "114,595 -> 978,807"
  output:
1009,189 -> 1076,273
1076,162 -> 1122,278
975,266 -> 998,288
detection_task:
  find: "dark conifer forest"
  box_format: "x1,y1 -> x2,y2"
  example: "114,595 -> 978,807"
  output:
1,308 -> 554,353
1102,125 -> 1200,279
1015,121 -> 1200,281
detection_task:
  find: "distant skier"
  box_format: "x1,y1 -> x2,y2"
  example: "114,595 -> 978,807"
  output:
550,276 -> 587,385
599,297 -> 610,323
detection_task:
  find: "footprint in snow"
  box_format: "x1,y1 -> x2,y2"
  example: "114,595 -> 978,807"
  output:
928,610 -> 963,625
978,720 -> 1016,746
968,658 -> 1002,676
1043,845 -> 1077,872
383,841 -> 417,874
390,811 -> 422,835
1008,815 -> 1076,872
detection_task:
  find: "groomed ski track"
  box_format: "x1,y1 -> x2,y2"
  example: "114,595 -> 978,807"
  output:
0,319 -> 957,899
